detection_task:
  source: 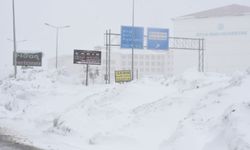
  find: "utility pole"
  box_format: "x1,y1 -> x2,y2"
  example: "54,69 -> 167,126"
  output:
131,0 -> 135,80
12,0 -> 17,78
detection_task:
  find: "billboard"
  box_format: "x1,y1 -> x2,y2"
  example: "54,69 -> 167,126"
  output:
147,28 -> 169,50
121,26 -> 144,49
115,70 -> 132,83
14,52 -> 42,66
73,50 -> 101,65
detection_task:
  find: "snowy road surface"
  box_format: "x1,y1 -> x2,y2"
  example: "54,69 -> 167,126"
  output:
0,135 -> 43,150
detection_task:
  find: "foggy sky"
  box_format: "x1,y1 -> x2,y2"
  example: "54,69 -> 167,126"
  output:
1,0 -> 250,70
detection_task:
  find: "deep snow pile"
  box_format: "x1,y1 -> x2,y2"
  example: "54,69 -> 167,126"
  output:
0,68 -> 250,150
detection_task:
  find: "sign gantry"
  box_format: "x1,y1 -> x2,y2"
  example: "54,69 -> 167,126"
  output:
104,26 -> 205,84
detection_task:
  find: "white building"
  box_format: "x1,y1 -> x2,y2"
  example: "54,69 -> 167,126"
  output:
173,4 -> 250,73
99,48 -> 174,80
48,48 -> 173,83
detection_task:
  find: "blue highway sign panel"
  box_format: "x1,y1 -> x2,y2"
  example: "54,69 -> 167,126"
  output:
121,26 -> 144,49
147,28 -> 169,50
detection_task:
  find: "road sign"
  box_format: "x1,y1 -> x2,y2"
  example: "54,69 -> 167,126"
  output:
73,50 -> 101,65
147,28 -> 169,50
121,26 -> 144,49
115,70 -> 132,83
14,52 -> 42,66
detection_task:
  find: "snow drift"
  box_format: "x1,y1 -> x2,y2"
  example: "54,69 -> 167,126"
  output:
0,68 -> 250,150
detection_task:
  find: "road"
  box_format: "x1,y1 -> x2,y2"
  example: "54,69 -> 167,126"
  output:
0,134 -> 43,150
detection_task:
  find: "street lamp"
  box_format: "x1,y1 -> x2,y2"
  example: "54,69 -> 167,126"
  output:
7,38 -> 27,43
45,23 -> 70,69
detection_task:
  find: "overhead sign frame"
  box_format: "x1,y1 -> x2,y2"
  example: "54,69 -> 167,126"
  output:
104,27 -> 205,84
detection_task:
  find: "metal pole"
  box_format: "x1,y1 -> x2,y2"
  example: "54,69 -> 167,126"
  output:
136,68 -> 138,80
105,30 -> 108,84
56,28 -> 59,69
86,64 -> 89,86
44,23 -> 70,69
131,0 -> 135,80
198,39 -> 201,72
202,39 -> 205,72
12,0 -> 17,78
108,29 -> 111,84
132,0 -> 135,29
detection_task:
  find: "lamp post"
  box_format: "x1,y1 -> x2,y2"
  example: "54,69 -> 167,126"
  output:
45,23 -> 70,69
12,0 -> 17,78
7,39 -> 27,43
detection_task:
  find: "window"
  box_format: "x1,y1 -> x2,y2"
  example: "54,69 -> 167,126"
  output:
135,61 -> 138,66
122,55 -> 127,59
157,55 -> 161,60
151,55 -> 155,60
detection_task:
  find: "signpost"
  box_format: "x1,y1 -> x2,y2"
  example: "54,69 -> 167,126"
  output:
147,28 -> 169,50
15,52 -> 42,66
73,50 -> 101,65
73,50 -> 101,86
115,70 -> 132,83
121,26 -> 144,49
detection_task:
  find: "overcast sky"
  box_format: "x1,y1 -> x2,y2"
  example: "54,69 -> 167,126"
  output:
1,0 -> 250,70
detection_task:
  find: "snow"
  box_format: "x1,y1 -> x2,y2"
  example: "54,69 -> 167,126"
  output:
0,68 -> 250,150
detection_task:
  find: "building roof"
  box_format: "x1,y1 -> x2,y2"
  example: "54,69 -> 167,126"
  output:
174,4 -> 250,20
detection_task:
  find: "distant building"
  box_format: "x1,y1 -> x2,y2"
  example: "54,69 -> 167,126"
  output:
48,48 -> 173,83
173,4 -> 250,73
99,48 -> 174,81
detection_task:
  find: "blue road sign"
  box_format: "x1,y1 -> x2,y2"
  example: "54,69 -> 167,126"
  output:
121,26 -> 144,49
147,28 -> 169,50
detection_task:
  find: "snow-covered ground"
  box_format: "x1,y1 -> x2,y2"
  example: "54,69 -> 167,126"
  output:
0,68 -> 250,150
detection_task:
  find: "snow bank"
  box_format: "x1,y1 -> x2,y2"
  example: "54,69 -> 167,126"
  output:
0,68 -> 250,150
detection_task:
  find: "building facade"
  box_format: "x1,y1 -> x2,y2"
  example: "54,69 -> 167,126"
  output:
100,49 -> 174,81
173,4 -> 250,73
48,48 -> 173,83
